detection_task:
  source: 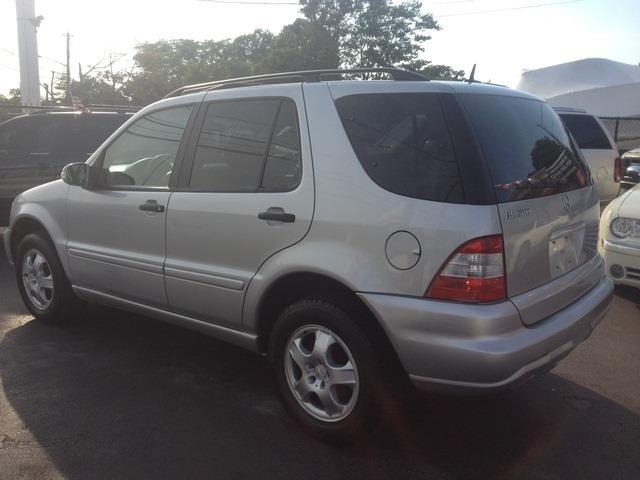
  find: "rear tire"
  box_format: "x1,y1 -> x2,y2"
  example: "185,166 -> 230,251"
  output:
15,233 -> 83,324
269,296 -> 402,442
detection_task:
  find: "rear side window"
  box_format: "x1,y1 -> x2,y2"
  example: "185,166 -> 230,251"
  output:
334,93 -> 463,203
460,94 -> 591,203
190,98 -> 301,192
560,114 -> 612,150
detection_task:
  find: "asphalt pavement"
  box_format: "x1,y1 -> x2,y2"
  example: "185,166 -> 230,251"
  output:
0,255 -> 639,480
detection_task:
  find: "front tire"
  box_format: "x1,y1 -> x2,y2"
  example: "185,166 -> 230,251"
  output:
270,296 -> 400,441
15,233 -> 83,324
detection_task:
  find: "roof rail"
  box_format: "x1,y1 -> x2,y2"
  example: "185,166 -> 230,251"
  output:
21,105 -> 141,115
164,67 -> 428,98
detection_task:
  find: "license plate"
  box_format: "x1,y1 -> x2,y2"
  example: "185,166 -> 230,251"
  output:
549,225 -> 586,279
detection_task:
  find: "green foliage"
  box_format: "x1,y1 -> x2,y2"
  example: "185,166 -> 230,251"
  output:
0,89 -> 22,122
300,0 -> 439,69
419,63 -> 466,81
0,88 -> 21,105
262,20 -> 339,72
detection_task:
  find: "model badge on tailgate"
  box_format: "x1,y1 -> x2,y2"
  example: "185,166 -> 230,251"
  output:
504,207 -> 531,220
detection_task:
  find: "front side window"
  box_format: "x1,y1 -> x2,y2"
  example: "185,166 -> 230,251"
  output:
334,93 -> 463,203
189,98 -> 302,192
102,105 -> 193,187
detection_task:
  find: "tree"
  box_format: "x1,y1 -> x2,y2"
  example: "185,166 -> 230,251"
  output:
419,63 -> 465,81
300,0 -> 440,70
262,19 -> 339,72
0,89 -> 21,122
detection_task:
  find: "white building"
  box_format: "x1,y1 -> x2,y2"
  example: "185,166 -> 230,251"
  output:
516,58 -> 640,118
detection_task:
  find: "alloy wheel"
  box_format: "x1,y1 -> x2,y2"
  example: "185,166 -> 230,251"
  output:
21,248 -> 54,310
284,324 -> 359,422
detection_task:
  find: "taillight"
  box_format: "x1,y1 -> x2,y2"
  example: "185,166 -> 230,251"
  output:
425,235 -> 506,303
614,157 -> 622,182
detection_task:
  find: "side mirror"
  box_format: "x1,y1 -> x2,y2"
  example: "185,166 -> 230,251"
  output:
61,162 -> 96,188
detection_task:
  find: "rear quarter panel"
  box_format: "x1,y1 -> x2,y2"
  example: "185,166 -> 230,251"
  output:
582,148 -> 619,203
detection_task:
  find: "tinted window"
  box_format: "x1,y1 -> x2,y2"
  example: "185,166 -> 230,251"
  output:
560,114 -> 612,150
334,93 -> 463,203
461,94 -> 591,203
261,100 -> 302,191
0,114 -> 129,162
102,105 -> 193,187
73,115 -> 130,155
0,119 -> 27,158
190,99 -> 278,191
190,98 -> 301,192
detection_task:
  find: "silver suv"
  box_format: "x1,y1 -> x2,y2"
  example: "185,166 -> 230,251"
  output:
4,68 -> 613,439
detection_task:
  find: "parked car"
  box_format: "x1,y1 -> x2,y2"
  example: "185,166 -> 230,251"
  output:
599,184 -> 640,288
4,69 -> 613,439
0,109 -> 132,225
555,107 -> 622,205
621,147 -> 640,190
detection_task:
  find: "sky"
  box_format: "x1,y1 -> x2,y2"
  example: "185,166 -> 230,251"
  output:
0,0 -> 639,96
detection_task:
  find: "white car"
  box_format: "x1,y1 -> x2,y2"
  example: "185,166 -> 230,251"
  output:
555,107 -> 621,205
599,184 -> 640,288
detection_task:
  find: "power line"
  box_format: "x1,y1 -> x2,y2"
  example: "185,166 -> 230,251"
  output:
437,0 -> 585,17
198,0 -> 298,5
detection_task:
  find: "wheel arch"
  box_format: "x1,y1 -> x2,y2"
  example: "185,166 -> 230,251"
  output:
9,215 -> 55,261
254,271 -> 403,372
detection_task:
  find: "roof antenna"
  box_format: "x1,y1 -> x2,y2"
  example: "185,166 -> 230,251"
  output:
468,64 -> 477,83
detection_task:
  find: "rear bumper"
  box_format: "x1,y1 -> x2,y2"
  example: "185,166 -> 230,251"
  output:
358,275 -> 613,394
601,239 -> 640,288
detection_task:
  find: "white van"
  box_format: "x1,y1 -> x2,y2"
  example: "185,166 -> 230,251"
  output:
556,107 -> 621,205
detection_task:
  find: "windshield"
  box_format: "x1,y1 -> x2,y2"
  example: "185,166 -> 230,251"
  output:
460,94 -> 591,203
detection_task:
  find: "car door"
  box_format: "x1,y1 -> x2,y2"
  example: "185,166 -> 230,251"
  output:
66,103 -> 196,306
164,85 -> 314,328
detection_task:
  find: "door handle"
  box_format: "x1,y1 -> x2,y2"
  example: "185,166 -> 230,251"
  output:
258,207 -> 295,223
139,200 -> 165,213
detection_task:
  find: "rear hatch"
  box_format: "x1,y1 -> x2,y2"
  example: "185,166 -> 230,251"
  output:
460,94 -> 601,325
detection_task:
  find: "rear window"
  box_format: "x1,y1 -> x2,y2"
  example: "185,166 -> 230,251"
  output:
0,114 -> 126,158
460,94 -> 591,203
560,114 -> 612,150
334,93 -> 463,203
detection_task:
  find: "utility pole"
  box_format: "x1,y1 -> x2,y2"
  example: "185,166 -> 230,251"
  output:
65,32 -> 71,103
15,0 -> 41,109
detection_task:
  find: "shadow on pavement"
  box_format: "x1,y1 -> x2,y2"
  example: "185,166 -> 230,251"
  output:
1,304 -> 639,480
614,285 -> 640,307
